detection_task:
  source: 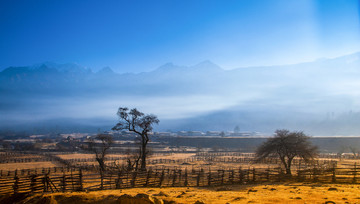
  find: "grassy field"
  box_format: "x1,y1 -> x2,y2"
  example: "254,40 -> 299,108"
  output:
4,182 -> 360,204
1,151 -> 359,203
0,162 -> 57,171
0,151 -> 349,177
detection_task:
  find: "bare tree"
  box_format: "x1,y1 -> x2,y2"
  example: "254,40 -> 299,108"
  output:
124,147 -> 141,171
85,134 -> 114,172
255,129 -> 318,175
112,147 -> 141,172
112,107 -> 159,170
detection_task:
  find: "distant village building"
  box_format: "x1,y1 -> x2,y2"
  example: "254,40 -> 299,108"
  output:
177,131 -> 188,136
206,131 -> 221,136
120,131 -> 138,137
60,133 -> 88,139
154,132 -> 175,137
187,131 -> 205,136
29,135 -> 45,139
229,131 -> 262,137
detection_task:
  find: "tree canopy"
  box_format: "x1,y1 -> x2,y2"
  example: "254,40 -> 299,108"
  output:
112,107 -> 159,170
255,129 -> 318,175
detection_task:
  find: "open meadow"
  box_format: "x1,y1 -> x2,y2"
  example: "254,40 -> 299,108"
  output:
1,149 -> 360,203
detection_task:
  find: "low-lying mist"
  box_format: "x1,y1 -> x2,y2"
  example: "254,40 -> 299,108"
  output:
1,52 -> 360,135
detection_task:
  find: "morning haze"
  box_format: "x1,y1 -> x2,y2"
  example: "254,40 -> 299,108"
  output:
1,53 -> 360,135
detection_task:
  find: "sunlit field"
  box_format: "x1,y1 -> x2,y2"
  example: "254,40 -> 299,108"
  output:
4,183 -> 360,204
1,150 -> 360,203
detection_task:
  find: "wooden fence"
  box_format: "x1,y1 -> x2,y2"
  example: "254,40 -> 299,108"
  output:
1,163 -> 360,195
0,152 -> 353,164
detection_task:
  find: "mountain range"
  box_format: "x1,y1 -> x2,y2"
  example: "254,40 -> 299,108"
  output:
1,52 -> 360,135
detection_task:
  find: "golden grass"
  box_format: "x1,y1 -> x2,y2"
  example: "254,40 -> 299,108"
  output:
56,153 -> 95,160
19,183 -> 360,204
151,153 -> 196,160
0,162 -> 57,171
0,151 -> 347,173
1,152 -> 360,203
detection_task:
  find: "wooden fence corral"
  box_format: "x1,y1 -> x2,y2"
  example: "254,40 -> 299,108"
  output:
0,152 -> 345,166
1,163 -> 360,195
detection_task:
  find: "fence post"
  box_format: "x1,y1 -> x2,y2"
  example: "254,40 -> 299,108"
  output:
208,168 -> 212,186
239,167 -> 243,184
71,168 -> 75,191
352,163 -> 357,183
145,169 -> 151,187
184,169 -> 188,186
131,171 -> 137,187
332,167 -> 336,183
278,168 -> 283,182
252,168 -> 256,182
30,175 -> 37,194
78,168 -> 83,191
172,170 -> 177,187
297,169 -> 303,182
229,170 -> 234,184
109,172 -> 113,189
178,169 -> 182,183
42,174 -> 48,192
13,170 -> 19,194
116,171 -> 122,189
220,170 -> 224,185
159,170 -> 165,187
61,173 -> 66,192
247,168 -> 250,182
196,171 -> 200,187
313,167 -> 318,182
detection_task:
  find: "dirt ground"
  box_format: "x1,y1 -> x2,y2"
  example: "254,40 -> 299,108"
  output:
4,182 -> 359,204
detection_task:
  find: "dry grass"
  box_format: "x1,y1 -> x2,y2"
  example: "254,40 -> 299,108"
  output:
56,153 -> 95,160
16,183 -> 360,204
0,151 -> 350,173
1,152 -> 360,203
0,162 -> 57,171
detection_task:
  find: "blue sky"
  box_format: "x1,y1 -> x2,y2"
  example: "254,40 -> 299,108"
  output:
0,0 -> 359,72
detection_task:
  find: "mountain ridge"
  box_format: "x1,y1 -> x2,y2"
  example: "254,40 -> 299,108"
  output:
2,51 -> 359,76
1,52 -> 360,135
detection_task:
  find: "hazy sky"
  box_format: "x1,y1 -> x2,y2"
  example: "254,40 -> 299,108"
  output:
0,0 -> 359,72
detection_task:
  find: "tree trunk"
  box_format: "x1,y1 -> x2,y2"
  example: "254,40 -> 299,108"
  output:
285,167 -> 291,175
280,156 -> 292,175
97,158 -> 105,171
285,157 -> 294,175
140,140 -> 147,170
